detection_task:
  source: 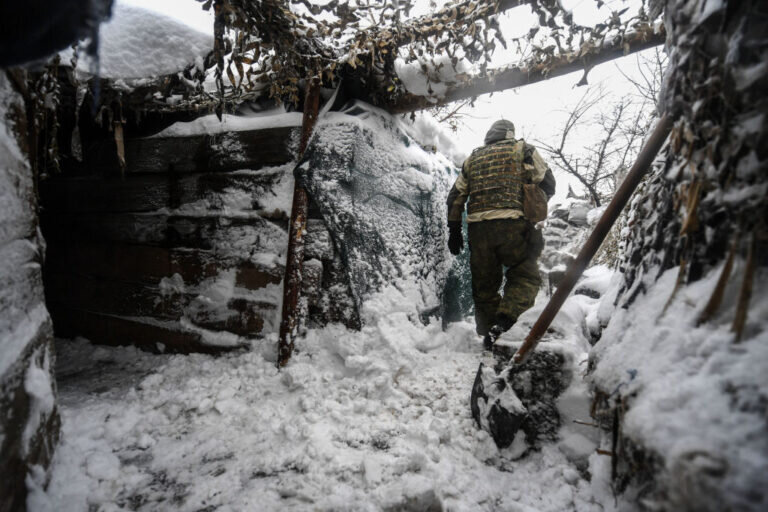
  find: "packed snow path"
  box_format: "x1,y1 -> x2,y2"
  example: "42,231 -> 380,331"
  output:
30,283 -> 609,511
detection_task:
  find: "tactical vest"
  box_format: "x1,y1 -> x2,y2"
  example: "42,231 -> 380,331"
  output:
465,139 -> 527,215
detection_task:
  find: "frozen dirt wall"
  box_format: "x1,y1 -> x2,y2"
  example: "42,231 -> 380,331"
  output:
588,0 -> 768,510
0,73 -> 60,511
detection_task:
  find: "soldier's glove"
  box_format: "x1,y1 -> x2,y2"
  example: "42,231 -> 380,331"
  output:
448,221 -> 463,255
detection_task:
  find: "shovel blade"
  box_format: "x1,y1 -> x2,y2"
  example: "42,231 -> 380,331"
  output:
470,362 -> 527,449
470,362 -> 486,428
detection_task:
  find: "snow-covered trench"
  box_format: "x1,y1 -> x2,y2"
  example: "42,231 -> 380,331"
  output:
29,282 -> 607,511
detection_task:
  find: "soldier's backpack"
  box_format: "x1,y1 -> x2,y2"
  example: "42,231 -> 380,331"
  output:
523,183 -> 548,223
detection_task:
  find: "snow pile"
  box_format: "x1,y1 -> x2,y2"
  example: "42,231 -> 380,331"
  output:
400,112 -> 468,167
0,72 -> 55,392
0,73 -> 46,374
67,3 -> 213,79
395,53 -> 472,101
582,0 -> 768,508
22,349 -> 56,455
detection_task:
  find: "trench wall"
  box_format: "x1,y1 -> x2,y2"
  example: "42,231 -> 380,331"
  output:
39,123 -> 341,353
0,74 -> 60,511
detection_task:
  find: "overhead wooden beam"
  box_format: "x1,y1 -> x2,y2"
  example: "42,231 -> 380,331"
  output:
386,24 -> 666,113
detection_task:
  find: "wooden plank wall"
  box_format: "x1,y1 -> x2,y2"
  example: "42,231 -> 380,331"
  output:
40,126 -> 303,353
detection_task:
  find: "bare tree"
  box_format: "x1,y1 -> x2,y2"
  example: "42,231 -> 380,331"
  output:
536,49 -> 667,206
536,85 -> 616,206
426,98 -> 478,132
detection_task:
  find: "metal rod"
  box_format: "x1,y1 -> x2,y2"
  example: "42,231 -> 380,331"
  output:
277,78 -> 321,368
512,113 -> 674,365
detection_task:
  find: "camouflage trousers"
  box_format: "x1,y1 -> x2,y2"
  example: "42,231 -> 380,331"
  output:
468,218 -> 543,336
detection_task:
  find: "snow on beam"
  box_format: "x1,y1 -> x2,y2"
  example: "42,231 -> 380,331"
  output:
386,24 -> 666,114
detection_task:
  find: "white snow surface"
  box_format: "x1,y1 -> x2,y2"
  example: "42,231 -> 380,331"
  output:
66,3 -> 213,79
30,281 -> 611,511
591,264 -> 768,508
151,109 -> 304,138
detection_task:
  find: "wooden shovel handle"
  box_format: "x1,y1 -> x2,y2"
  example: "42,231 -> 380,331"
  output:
512,114 -> 674,365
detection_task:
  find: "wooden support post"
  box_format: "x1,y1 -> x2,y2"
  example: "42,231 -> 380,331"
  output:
277,78 -> 321,367
512,113 -> 674,365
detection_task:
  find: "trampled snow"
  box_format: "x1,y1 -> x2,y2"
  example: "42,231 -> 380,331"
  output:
30,281 -> 609,511
25,100 -> 616,510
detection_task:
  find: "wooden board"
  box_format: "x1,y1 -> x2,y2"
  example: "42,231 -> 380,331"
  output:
78,126 -> 297,175
47,305 -> 234,354
40,168 -> 289,214
45,273 -> 185,320
41,212 -> 288,251
46,241 -> 284,290
48,294 -> 277,345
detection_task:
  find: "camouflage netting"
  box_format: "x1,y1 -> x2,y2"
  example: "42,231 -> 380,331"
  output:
588,0 -> 768,509
296,101 -> 459,323
620,0 -> 767,299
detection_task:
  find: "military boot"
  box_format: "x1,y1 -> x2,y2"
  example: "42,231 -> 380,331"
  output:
482,314 -> 516,350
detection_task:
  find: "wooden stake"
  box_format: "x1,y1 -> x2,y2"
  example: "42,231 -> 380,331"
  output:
572,419 -> 600,428
277,78 -> 321,368
732,232 -> 756,343
660,256 -> 687,317
697,232 -> 739,326
113,122 -> 126,175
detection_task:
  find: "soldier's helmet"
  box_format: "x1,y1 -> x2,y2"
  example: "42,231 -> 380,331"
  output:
484,119 -> 516,144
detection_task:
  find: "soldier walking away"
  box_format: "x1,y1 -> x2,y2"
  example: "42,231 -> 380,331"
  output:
446,120 -> 555,349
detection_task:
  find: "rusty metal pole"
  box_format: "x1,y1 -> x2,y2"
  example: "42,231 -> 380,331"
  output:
511,113 -> 674,365
277,78 -> 321,368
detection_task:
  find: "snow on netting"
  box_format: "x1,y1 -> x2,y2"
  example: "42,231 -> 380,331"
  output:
296,101 -> 460,322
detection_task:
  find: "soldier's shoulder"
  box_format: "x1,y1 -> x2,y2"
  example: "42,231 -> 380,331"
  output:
521,140 -> 537,156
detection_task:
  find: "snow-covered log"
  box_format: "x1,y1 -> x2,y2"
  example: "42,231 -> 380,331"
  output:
0,74 -> 60,510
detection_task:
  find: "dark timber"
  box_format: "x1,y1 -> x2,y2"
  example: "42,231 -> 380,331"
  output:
512,113 -> 674,365
278,79 -> 321,367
